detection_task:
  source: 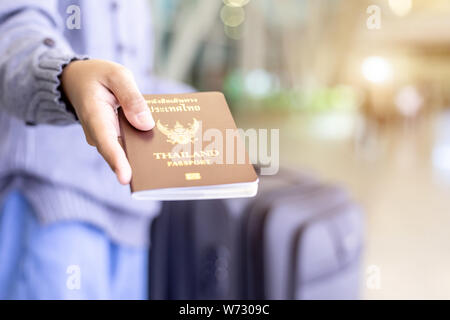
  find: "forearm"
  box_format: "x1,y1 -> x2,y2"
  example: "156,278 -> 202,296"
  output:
0,1 -> 86,125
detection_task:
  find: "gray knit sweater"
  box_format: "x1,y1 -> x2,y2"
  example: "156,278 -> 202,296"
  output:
0,0 -> 191,246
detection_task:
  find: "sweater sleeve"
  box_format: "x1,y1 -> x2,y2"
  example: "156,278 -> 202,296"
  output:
0,1 -> 87,125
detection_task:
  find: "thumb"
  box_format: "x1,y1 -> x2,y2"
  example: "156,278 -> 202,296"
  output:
106,67 -> 155,131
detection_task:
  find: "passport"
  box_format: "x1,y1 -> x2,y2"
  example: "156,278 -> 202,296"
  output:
118,92 -> 258,200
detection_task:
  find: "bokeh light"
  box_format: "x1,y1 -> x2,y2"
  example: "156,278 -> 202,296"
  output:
224,24 -> 244,40
361,56 -> 393,84
223,0 -> 250,8
220,5 -> 245,27
244,69 -> 274,97
395,85 -> 423,117
388,0 -> 413,17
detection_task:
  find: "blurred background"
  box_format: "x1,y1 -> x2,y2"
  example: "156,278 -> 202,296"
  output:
149,0 -> 450,299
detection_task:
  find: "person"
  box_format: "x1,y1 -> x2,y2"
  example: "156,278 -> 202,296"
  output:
0,0 -> 191,299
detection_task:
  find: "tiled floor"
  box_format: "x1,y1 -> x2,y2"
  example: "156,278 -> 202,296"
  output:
236,110 -> 450,299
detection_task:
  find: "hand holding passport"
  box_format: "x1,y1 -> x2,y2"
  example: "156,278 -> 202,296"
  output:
61,61 -> 256,200
118,92 -> 258,200
61,59 -> 156,185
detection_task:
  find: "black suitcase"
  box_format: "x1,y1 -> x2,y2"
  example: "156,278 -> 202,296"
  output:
148,168 -> 364,299
149,199 -> 238,299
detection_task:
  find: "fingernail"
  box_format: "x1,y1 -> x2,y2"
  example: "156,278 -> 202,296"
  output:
136,109 -> 155,130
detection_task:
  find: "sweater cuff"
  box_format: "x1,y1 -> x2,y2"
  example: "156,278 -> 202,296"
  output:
29,49 -> 89,125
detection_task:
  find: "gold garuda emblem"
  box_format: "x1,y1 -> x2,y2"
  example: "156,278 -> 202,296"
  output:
156,118 -> 200,145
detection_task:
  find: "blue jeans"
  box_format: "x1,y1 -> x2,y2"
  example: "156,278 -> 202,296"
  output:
0,191 -> 148,299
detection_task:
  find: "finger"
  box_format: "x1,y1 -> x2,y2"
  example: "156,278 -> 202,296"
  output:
105,66 -> 154,131
90,121 -> 132,185
79,118 -> 96,146
98,138 -> 132,185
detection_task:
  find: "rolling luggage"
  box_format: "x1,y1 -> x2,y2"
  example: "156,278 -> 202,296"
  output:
148,199 -> 238,299
148,168 -> 364,300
